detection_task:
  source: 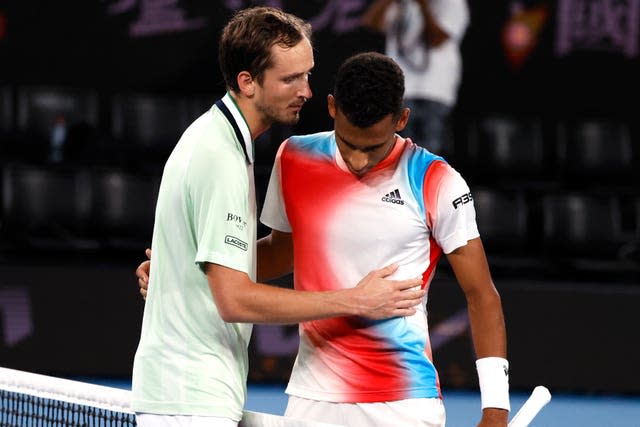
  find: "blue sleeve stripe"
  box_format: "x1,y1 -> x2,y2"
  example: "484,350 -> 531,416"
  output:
406,147 -> 445,218
288,131 -> 336,158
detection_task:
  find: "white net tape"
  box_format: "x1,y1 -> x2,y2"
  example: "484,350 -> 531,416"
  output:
0,367 -> 342,427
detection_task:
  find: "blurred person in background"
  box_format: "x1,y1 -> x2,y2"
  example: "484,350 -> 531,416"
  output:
362,0 -> 469,155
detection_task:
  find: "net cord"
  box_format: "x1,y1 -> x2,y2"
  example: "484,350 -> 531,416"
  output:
0,367 -> 134,414
0,367 -> 344,426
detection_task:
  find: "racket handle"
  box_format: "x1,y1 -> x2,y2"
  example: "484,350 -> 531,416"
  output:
508,386 -> 551,427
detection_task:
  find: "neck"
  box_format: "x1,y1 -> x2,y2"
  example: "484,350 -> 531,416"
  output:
228,91 -> 271,140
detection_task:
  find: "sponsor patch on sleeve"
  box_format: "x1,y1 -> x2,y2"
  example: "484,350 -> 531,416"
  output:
225,235 -> 248,251
452,192 -> 473,209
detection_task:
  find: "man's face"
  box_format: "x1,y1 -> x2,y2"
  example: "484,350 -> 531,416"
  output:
253,38 -> 314,126
329,95 -> 409,176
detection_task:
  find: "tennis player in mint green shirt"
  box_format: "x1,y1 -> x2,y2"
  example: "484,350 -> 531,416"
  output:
132,92 -> 257,422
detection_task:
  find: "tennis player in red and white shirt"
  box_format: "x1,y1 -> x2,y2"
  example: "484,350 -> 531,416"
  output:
259,52 -> 509,427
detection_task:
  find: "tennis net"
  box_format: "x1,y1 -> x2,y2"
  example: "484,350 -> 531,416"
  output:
0,366 -> 134,426
0,367 -> 342,427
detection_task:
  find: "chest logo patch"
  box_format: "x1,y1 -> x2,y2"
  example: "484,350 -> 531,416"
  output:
382,189 -> 405,205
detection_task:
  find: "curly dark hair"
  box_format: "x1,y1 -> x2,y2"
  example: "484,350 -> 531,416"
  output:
219,7 -> 312,93
333,52 -> 405,129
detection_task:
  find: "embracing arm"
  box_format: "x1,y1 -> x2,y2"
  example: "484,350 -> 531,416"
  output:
446,237 -> 508,427
207,262 -> 424,324
136,234 -> 425,324
136,234 -> 293,300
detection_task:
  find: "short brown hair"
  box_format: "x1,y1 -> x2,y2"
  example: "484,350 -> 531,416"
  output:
219,7 -> 312,93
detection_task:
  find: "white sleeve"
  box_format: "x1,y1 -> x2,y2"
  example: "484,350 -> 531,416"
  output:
432,0 -> 470,41
260,142 -> 292,233
431,166 -> 479,254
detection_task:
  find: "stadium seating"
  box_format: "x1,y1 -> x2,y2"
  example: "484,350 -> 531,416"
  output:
473,187 -> 529,254
87,169 -> 159,253
0,163 -> 95,251
538,191 -> 636,279
463,114 -> 550,187
0,85 -> 12,135
556,119 -> 634,188
542,192 -> 623,256
110,93 -> 212,173
14,86 -> 99,164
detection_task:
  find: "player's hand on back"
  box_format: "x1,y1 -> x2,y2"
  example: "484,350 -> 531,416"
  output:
351,264 -> 425,319
136,248 -> 152,300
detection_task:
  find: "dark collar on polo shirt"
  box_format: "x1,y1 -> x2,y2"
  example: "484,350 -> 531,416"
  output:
215,93 -> 254,164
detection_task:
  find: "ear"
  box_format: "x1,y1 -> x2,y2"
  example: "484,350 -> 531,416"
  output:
394,107 -> 410,132
327,94 -> 337,119
236,71 -> 255,97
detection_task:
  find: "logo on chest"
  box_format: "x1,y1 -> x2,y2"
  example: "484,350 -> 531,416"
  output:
382,188 -> 405,205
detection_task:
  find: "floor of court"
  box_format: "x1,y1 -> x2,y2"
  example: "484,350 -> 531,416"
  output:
96,379 -> 640,426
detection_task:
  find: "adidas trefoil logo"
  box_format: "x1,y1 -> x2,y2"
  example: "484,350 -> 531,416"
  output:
382,189 -> 405,205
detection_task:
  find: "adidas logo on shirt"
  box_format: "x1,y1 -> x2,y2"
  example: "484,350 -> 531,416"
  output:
382,189 -> 405,205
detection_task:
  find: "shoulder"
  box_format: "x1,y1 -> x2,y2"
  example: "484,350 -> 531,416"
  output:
280,131 -> 336,159
180,114 -> 246,181
403,142 -> 449,185
287,131 -> 334,149
402,143 -> 471,211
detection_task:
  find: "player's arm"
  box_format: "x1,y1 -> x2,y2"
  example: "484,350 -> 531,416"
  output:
447,238 -> 506,358
446,238 -> 509,427
206,262 -> 424,324
361,0 -> 396,32
134,240 -> 424,322
135,228 -> 295,299
257,229 -> 293,282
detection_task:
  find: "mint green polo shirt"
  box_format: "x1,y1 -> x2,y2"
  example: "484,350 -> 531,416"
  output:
132,93 -> 256,421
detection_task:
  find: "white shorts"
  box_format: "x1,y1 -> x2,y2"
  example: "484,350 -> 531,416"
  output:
285,396 -> 446,427
136,413 -> 238,427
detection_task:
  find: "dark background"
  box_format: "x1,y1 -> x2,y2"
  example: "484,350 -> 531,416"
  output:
0,0 -> 639,396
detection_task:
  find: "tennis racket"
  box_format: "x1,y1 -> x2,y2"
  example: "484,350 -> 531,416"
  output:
508,386 -> 552,427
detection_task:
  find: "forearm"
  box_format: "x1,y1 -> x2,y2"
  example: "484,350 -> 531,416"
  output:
448,239 -> 507,357
467,287 -> 507,358
448,239 -> 509,423
216,278 -> 359,324
469,289 -> 510,423
210,262 -> 424,325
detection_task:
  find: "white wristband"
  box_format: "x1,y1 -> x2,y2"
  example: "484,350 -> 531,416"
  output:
476,357 -> 510,411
